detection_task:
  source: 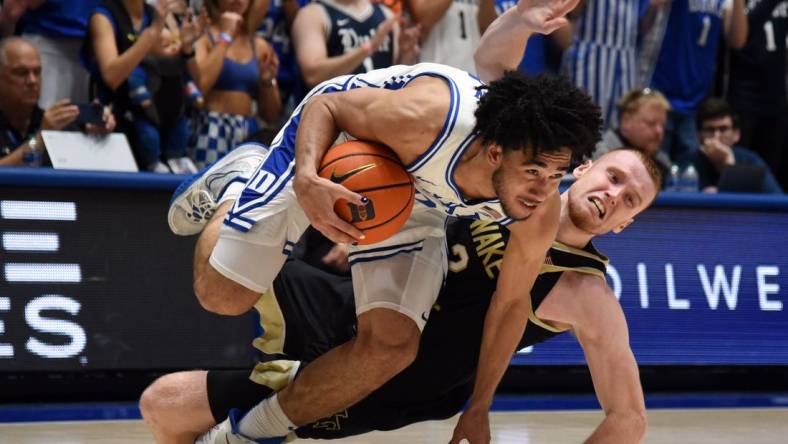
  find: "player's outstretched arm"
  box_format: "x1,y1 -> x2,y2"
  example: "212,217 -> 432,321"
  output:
474,0 -> 580,84
570,275 -> 647,443
293,78 -> 449,244
450,196 -> 561,444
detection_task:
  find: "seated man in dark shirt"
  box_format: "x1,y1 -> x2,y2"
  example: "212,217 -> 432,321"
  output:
687,97 -> 782,194
0,37 -> 114,167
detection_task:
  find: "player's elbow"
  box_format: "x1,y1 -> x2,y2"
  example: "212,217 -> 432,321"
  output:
303,92 -> 332,118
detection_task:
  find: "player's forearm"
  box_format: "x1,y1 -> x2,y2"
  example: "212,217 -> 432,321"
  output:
299,49 -> 370,88
474,7 -> 532,84
468,295 -> 531,409
584,410 -> 647,444
725,0 -> 748,49
294,95 -> 341,180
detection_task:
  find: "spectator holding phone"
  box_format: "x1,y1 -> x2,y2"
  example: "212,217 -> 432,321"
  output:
0,37 -> 114,167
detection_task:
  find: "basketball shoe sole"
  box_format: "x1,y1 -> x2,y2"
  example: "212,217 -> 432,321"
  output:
167,144 -> 269,236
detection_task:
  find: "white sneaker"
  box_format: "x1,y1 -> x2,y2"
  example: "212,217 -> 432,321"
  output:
195,409 -> 287,444
167,144 -> 269,236
196,417 -> 251,444
168,156 -> 198,175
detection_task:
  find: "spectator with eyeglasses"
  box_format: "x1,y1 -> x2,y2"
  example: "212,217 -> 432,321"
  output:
594,88 -> 672,187
683,97 -> 782,194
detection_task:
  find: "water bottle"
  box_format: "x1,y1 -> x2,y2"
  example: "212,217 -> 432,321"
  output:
665,164 -> 680,191
679,164 -> 699,192
22,137 -> 43,167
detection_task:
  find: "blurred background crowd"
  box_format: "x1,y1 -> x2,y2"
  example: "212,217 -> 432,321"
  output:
0,0 -> 785,195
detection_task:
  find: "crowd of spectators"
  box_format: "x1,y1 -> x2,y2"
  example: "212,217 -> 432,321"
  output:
0,0 -> 784,194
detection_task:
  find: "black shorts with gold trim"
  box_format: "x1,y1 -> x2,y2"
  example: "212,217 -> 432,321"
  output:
207,258 -> 356,423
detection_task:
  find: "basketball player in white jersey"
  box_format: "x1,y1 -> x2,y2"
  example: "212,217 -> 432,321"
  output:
168,1 -> 588,442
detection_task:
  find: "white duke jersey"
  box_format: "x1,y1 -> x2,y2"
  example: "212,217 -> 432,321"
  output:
419,0 -> 481,73
229,63 -> 514,232
227,63 -> 513,232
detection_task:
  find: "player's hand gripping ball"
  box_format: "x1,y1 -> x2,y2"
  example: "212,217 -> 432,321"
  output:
318,140 -> 415,245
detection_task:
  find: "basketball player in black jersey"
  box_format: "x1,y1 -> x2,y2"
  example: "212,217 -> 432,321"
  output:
141,148 -> 661,444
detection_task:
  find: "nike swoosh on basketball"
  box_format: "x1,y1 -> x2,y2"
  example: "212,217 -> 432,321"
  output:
329,163 -> 377,184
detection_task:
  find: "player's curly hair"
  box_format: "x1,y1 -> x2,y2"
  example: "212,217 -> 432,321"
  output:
474,71 -> 602,164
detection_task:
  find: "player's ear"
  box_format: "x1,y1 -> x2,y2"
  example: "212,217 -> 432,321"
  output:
573,160 -> 593,178
612,218 -> 634,234
487,144 -> 503,165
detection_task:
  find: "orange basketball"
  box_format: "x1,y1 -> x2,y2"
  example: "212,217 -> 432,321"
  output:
318,140 -> 415,245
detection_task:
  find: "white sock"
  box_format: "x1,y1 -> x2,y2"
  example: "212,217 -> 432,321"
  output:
217,181 -> 247,205
238,393 -> 296,438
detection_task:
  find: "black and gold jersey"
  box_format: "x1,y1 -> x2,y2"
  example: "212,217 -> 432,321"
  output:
294,218 -> 609,439
213,217 -> 610,439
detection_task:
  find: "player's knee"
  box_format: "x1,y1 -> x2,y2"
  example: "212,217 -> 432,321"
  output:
193,267 -> 256,315
370,334 -> 418,377
355,312 -> 420,380
139,375 -> 178,426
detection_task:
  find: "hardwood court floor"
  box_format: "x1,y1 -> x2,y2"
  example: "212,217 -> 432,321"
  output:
1,408 -> 786,443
